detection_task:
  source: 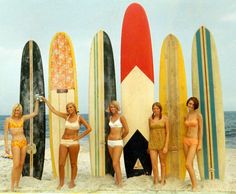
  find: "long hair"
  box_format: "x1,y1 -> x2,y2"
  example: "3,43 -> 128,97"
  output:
152,102 -> 162,119
11,103 -> 23,118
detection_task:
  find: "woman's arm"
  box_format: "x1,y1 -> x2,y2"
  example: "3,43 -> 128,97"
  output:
197,113 -> 203,151
163,116 -> 169,153
120,115 -> 129,139
23,100 -> 39,121
4,118 -> 10,154
78,116 -> 92,140
41,96 -> 67,119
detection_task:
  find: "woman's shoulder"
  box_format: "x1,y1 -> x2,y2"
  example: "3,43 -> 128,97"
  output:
162,115 -> 168,120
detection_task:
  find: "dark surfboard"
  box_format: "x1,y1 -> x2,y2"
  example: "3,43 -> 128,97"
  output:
104,31 -> 116,176
20,40 -> 45,180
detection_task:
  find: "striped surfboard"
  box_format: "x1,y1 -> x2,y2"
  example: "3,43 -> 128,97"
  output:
121,3 -> 153,178
48,32 -> 78,178
89,30 -> 116,176
159,34 -> 187,180
192,26 -> 225,180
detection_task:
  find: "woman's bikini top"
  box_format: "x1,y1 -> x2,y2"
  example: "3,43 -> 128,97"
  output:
185,119 -> 198,128
9,118 -> 24,129
109,117 -> 123,128
65,115 -> 80,130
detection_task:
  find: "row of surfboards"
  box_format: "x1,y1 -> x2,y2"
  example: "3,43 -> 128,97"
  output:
19,2 -> 225,181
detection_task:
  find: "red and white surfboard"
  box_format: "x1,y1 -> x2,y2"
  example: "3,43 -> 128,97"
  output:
121,3 -> 154,178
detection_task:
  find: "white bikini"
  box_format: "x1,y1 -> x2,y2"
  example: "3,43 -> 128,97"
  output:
60,115 -> 80,147
108,117 -> 123,148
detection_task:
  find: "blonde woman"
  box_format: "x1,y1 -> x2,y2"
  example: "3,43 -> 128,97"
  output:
148,102 -> 169,186
107,101 -> 129,186
41,97 -> 92,189
4,100 -> 39,191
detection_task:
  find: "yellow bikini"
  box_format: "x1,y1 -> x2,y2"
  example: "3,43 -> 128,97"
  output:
9,118 -> 27,149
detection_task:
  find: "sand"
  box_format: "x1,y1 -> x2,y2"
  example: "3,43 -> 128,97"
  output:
0,139 -> 236,193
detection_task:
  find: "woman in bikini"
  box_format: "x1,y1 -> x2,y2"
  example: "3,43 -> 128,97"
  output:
4,100 -> 39,191
183,97 -> 203,191
107,101 -> 129,186
148,102 -> 169,186
41,97 -> 92,189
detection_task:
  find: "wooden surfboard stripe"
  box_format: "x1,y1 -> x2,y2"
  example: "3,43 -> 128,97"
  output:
196,27 -> 219,179
29,41 -> 34,177
90,31 -> 105,176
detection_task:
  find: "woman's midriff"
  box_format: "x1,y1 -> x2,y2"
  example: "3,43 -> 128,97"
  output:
62,128 -> 79,140
108,127 -> 122,140
186,127 -> 198,139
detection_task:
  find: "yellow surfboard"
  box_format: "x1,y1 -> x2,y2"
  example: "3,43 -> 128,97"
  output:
159,34 -> 187,180
48,32 -> 78,178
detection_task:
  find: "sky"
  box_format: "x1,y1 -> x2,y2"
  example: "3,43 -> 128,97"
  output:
0,0 -> 236,114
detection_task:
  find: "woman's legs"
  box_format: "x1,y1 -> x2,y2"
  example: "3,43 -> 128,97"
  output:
57,145 -> 69,189
149,150 -> 159,185
15,146 -> 27,187
185,145 -> 197,190
108,146 -> 123,185
11,146 -> 21,191
159,150 -> 167,185
68,144 -> 80,188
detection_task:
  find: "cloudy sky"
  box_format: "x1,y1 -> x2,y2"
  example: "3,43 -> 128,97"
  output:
0,0 -> 235,114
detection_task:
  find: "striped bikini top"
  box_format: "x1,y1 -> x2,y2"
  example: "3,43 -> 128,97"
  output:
9,118 -> 24,129
65,115 -> 80,130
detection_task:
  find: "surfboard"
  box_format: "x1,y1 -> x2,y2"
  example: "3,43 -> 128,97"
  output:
48,32 -> 78,178
192,26 -> 225,180
89,30 -> 116,176
20,40 -> 46,180
121,3 -> 153,178
159,34 -> 187,181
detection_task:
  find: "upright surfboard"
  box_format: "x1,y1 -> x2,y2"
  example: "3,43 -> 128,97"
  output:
121,3 -> 153,178
89,30 -> 116,176
159,34 -> 187,180
192,26 -> 225,180
49,32 -> 78,178
20,40 -> 46,180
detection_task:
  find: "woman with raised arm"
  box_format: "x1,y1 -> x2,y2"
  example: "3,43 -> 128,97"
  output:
4,99 -> 39,192
41,96 -> 92,189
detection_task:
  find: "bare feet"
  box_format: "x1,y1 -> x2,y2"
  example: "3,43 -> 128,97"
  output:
160,179 -> 166,185
153,178 -> 158,185
11,185 -> 14,192
68,181 -> 76,189
56,184 -> 64,190
192,185 -> 198,192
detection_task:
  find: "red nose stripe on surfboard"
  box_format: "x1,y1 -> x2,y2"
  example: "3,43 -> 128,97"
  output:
121,3 -> 154,82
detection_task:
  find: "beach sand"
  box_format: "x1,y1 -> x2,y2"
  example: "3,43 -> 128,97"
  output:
1,139 -> 236,193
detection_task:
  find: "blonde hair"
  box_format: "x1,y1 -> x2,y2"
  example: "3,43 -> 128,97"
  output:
108,100 -> 120,112
11,103 -> 23,118
66,102 -> 78,113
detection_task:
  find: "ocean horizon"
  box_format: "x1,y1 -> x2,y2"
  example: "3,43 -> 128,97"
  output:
1,111 -> 236,148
